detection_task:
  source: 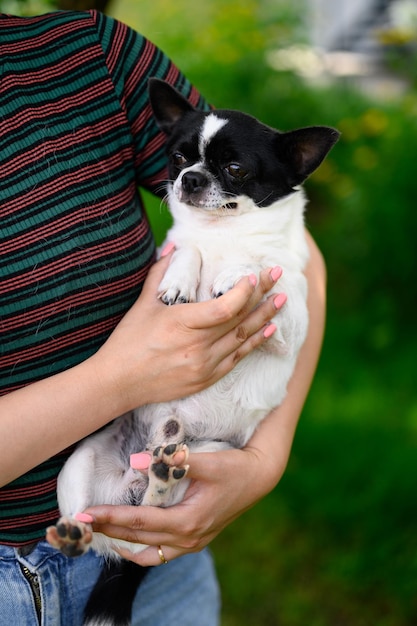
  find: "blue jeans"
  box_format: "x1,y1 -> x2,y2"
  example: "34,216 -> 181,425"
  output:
0,541 -> 220,625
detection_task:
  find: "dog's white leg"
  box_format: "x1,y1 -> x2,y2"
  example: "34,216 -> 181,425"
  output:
157,246 -> 202,304
46,443 -> 97,556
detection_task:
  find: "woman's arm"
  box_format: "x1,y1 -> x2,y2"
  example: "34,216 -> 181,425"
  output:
0,252 -> 282,487
84,231 -> 327,564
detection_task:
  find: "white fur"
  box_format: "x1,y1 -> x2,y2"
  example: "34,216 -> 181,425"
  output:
199,114 -> 228,156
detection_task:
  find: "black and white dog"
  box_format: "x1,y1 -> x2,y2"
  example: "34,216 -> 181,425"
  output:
47,79 -> 339,625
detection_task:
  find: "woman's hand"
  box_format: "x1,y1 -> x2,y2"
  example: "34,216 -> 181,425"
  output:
94,251 -> 285,412
83,443 -> 281,565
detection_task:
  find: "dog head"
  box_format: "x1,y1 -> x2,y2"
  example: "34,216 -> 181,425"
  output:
149,78 -> 339,215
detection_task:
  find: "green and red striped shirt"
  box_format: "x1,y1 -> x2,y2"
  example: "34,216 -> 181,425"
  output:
0,10 -> 208,545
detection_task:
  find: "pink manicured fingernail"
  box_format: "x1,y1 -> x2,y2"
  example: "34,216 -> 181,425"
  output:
74,513 -> 94,524
160,242 -> 175,257
249,274 -> 257,287
130,452 -> 152,470
270,266 -> 282,282
273,293 -> 287,309
263,324 -> 277,338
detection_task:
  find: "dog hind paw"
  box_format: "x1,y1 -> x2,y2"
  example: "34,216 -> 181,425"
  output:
46,516 -> 92,557
141,442 -> 189,506
151,442 -> 190,483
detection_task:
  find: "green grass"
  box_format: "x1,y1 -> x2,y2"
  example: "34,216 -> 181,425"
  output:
213,408 -> 417,625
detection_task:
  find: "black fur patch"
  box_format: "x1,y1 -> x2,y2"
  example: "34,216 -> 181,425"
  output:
163,419 -> 180,437
84,560 -> 149,626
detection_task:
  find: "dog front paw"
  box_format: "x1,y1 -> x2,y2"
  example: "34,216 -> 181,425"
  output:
46,516 -> 93,557
158,283 -> 197,305
211,267 -> 255,298
157,246 -> 201,305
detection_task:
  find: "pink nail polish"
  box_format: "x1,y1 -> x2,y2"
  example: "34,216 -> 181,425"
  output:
130,452 -> 152,470
249,274 -> 257,287
273,293 -> 287,309
160,242 -> 175,258
263,324 -> 277,338
74,512 -> 94,524
270,266 -> 282,282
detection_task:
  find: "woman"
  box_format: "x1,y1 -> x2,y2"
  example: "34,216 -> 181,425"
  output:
0,9 -> 326,625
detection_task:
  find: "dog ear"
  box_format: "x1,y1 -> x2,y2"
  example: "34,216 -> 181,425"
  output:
278,126 -> 340,186
148,78 -> 195,134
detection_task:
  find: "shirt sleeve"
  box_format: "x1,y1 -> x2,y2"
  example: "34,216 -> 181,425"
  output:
90,10 -> 210,195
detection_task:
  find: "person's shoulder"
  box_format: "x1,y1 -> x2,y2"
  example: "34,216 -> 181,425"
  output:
27,9 -> 122,38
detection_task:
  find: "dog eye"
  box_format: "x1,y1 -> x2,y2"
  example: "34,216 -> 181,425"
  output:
226,163 -> 248,179
171,153 -> 187,167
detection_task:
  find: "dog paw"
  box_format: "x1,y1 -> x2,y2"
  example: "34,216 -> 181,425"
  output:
157,248 -> 201,305
158,285 -> 197,305
151,442 -> 190,483
141,442 -> 190,507
46,516 -> 92,557
211,267 -> 254,298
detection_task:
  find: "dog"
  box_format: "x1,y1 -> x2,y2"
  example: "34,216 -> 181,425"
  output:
46,78 -> 339,625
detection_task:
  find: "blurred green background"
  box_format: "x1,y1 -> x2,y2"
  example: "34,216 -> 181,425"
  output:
4,0 -> 416,623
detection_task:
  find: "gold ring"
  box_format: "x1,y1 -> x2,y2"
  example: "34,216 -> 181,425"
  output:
157,545 -> 168,564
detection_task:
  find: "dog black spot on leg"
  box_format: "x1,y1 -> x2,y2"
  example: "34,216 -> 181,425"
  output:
163,419 -> 180,437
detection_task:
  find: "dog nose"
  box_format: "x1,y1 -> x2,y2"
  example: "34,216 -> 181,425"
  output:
181,171 -> 208,194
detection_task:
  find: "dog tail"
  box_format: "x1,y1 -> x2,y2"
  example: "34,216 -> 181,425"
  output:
83,560 -> 149,626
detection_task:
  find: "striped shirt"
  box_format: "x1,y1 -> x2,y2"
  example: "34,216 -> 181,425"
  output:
0,10 -> 208,545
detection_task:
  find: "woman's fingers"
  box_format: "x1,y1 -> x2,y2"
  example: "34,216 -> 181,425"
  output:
86,503 -> 214,567
184,266 -> 283,333
114,543 -> 186,567
136,264 -> 286,393
86,504 -> 177,540
204,287 -> 287,379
